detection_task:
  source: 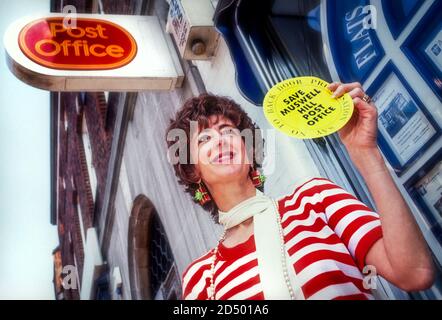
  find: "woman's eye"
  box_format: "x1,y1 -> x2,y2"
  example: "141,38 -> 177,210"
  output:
198,134 -> 211,144
222,128 -> 237,135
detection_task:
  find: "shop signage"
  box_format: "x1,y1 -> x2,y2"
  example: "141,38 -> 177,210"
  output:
18,17 -> 137,70
4,13 -> 183,91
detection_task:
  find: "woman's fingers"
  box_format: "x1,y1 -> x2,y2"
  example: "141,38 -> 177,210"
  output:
327,82 -> 340,91
348,87 -> 365,100
328,82 -> 363,98
349,89 -> 378,118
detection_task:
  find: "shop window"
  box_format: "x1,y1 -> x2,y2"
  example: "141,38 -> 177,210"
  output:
214,0 -> 442,299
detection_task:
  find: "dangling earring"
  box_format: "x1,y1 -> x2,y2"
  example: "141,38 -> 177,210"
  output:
194,182 -> 211,205
250,168 -> 266,188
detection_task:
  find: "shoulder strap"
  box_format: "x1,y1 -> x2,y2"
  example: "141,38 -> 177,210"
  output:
253,199 -> 305,300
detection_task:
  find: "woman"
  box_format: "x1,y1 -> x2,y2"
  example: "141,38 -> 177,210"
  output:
166,82 -> 436,300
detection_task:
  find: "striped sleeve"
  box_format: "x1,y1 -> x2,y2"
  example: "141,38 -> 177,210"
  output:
315,178 -> 383,271
181,252 -> 212,300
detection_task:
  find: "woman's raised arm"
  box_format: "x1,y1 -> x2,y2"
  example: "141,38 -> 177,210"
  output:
330,82 -> 436,291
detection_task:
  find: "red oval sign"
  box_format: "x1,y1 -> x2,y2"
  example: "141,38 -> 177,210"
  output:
18,17 -> 137,70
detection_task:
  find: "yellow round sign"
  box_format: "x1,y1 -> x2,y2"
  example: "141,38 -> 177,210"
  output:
263,76 -> 354,139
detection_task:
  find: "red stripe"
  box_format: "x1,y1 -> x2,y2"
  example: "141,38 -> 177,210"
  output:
284,216 -> 329,244
213,260 -> 233,280
287,233 -> 342,256
183,263 -> 211,298
302,270 -> 370,299
340,216 -> 379,247
215,259 -> 258,293
327,203 -> 374,230
281,202 -> 324,229
213,254 -> 254,281
293,249 -> 357,274
218,274 -> 261,300
195,278 -> 210,300
354,226 -> 383,271
280,183 -> 337,215
321,191 -> 358,208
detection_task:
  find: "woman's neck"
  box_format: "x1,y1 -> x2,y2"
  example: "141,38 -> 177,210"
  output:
208,179 -> 257,212
208,178 -> 258,247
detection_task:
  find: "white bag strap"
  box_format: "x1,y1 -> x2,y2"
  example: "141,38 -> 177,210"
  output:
253,200 -> 305,300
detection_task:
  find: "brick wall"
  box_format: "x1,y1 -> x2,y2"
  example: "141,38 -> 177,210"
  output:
83,93 -> 112,221
55,91 -> 114,299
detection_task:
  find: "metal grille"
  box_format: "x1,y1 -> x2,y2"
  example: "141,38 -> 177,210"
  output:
149,215 -> 174,298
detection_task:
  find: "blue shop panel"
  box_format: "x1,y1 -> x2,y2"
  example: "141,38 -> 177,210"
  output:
382,0 -> 425,39
326,0 -> 384,83
402,1 -> 442,102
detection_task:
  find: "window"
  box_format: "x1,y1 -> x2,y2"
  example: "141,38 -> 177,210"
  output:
128,195 -> 180,300
214,0 -> 442,299
149,214 -> 176,299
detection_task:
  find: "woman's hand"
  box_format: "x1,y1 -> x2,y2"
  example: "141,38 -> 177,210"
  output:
327,82 -> 378,152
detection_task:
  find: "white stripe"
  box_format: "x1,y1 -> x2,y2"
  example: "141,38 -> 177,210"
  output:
214,252 -> 257,286
185,269 -> 211,300
297,259 -> 364,285
216,265 -> 259,298
325,198 -> 367,219
284,178 -> 332,207
285,224 -> 335,250
281,194 -> 324,224
183,255 -> 212,286
307,282 -> 363,300
289,242 -> 350,263
225,282 -> 263,300
213,260 -> 226,275
348,220 -> 382,257
283,209 -> 327,237
282,188 -> 349,224
334,210 -> 379,237
318,187 -> 352,200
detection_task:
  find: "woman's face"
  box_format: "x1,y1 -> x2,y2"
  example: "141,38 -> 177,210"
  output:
190,115 -> 251,187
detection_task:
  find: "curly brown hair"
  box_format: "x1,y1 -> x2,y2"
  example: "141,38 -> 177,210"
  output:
166,94 -> 264,222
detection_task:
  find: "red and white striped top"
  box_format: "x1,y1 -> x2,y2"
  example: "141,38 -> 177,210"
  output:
182,177 -> 383,300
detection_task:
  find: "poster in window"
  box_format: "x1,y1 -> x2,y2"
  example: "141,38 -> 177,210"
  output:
406,152 -> 442,247
415,161 -> 442,222
367,62 -> 440,175
424,29 -> 442,73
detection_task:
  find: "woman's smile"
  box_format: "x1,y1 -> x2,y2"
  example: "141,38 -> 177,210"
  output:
211,151 -> 236,164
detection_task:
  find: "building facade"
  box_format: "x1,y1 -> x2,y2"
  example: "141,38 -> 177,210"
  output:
51,0 -> 442,300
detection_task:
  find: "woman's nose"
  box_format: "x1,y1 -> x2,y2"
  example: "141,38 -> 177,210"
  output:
213,134 -> 230,152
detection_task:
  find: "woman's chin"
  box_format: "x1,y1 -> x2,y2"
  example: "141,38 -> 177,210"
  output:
210,163 -> 246,179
